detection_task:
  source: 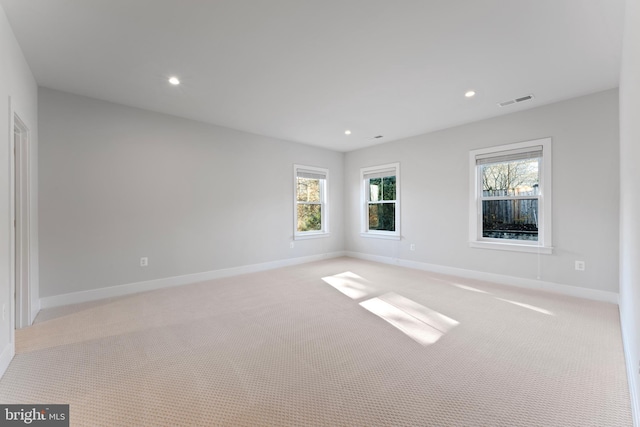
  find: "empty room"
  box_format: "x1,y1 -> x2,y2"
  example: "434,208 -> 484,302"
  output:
0,0 -> 639,426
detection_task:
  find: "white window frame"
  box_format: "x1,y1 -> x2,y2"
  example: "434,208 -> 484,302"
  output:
468,138 -> 552,254
294,164 -> 329,240
360,162 -> 400,240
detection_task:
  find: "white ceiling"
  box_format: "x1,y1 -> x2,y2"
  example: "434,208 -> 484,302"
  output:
1,0 -> 625,151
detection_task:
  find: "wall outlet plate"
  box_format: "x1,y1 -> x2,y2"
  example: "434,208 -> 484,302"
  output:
140,257 -> 149,267
575,260 -> 585,271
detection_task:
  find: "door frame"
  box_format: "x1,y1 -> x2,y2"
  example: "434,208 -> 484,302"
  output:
10,98 -> 31,330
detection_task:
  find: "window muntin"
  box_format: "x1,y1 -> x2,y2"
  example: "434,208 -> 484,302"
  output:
469,139 -> 552,253
361,163 -> 400,239
294,165 -> 328,238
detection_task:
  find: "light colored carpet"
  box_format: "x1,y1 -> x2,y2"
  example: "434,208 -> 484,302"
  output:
0,257 -> 632,426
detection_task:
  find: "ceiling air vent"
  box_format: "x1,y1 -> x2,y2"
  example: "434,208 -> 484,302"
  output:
498,94 -> 534,107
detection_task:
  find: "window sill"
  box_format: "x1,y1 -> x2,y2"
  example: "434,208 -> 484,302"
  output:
469,240 -> 553,254
294,232 -> 330,240
360,232 -> 401,241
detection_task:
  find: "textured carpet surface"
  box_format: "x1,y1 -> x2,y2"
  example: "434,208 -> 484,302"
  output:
0,257 -> 632,426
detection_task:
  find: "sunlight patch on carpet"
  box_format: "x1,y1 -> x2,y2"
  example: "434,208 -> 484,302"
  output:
452,283 -> 490,294
495,298 -> 555,316
321,271 -> 372,299
360,292 -> 458,346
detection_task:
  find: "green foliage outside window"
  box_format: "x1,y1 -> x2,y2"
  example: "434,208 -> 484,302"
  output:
297,204 -> 322,231
297,177 -> 322,232
368,175 -> 396,231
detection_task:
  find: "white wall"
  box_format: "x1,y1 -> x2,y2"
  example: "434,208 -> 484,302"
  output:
38,88 -> 343,299
345,89 -> 619,294
619,0 -> 640,423
0,4 -> 38,373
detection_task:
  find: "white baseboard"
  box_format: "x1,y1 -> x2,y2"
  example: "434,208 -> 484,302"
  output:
40,252 -> 346,309
620,311 -> 640,427
30,298 -> 40,324
38,249 -> 618,308
345,251 -> 619,304
0,342 -> 15,380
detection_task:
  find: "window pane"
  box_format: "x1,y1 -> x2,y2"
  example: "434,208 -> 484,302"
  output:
369,178 -> 382,202
297,178 -> 321,202
297,204 -> 322,232
481,158 -> 539,197
382,176 -> 396,200
369,176 -> 396,202
369,203 -> 395,231
482,199 -> 538,241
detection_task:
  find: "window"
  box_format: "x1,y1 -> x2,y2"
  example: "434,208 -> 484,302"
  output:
469,138 -> 552,253
361,163 -> 400,239
294,165 -> 328,239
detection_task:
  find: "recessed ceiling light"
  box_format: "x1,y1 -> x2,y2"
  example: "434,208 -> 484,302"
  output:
345,130 -> 352,135
465,90 -> 476,98
168,77 -> 180,85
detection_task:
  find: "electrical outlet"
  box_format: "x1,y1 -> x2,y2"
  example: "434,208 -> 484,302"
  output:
140,257 -> 148,267
410,244 -> 416,251
575,261 -> 585,271
290,242 -> 294,249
